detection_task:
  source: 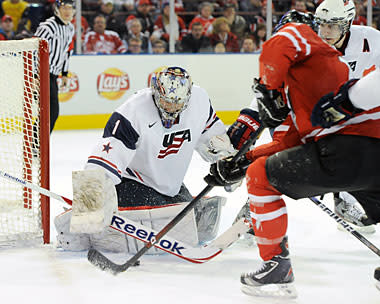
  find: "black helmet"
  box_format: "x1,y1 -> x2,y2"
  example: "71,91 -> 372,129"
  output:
274,10 -> 318,33
56,0 -> 75,8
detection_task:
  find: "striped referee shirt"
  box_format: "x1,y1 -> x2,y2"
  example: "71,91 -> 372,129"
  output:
34,15 -> 75,76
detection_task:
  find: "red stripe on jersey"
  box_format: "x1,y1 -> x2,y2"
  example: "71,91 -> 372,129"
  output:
88,155 -> 122,174
118,203 -> 181,211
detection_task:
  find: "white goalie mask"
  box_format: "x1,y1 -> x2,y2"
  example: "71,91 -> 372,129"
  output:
151,67 -> 192,128
315,0 -> 356,45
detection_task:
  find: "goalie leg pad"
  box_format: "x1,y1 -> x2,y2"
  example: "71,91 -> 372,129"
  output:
54,210 -> 90,251
117,203 -> 199,254
89,227 -> 128,253
195,196 -> 225,243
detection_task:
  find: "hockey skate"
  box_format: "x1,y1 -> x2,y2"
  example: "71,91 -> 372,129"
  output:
240,237 -> 297,299
375,267 -> 380,291
334,193 -> 376,234
232,199 -> 256,247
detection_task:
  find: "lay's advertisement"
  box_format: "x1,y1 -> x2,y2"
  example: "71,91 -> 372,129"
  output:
56,54 -> 259,130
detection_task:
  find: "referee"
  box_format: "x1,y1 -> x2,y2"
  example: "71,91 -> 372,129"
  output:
35,0 -> 75,132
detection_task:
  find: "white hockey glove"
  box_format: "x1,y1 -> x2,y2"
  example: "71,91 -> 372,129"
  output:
197,133 -> 236,163
70,169 -> 118,234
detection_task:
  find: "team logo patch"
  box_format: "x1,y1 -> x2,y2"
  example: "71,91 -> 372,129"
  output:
158,129 -> 191,159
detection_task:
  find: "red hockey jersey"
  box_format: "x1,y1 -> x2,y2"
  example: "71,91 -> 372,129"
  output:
247,23 -> 380,160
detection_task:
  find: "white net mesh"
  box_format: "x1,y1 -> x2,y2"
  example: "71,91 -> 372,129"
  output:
0,39 -> 45,247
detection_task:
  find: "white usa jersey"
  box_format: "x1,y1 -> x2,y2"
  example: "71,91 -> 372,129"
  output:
86,86 -> 226,197
343,25 -> 380,79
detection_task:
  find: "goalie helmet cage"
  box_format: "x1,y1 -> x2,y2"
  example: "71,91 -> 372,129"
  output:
0,38 -> 50,247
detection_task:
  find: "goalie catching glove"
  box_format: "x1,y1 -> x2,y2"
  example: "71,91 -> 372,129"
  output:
311,79 -> 362,128
253,78 -> 289,128
227,108 -> 262,150
204,154 -> 252,187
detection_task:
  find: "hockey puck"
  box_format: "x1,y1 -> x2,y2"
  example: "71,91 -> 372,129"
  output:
374,267 -> 380,281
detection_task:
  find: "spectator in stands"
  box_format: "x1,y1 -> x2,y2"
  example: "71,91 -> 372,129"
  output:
71,15 -> 89,51
82,0 -> 101,11
41,0 -> 56,21
252,22 -> 266,51
293,0 -> 308,12
222,3 -> 247,40
353,0 -> 367,25
172,0 -> 185,13
214,41 -> 226,53
151,2 -> 187,46
247,4 -> 266,33
0,0 -> 30,32
123,17 -> 151,53
240,36 -> 257,52
180,21 -> 212,53
94,0 -> 123,36
152,39 -> 167,53
125,0 -> 155,36
240,0 -> 262,14
126,36 -> 143,53
188,2 -> 215,36
0,15 -> 14,39
113,0 -> 135,12
83,14 -> 127,54
209,17 -> 239,52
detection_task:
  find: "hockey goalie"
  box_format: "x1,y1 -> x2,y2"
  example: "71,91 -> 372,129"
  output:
54,66 -> 236,254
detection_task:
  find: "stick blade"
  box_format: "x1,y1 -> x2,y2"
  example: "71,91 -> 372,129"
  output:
87,249 -> 128,275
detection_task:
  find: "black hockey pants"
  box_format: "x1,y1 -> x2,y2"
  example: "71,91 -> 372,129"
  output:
50,74 -> 59,133
266,134 -> 380,222
116,178 -> 192,208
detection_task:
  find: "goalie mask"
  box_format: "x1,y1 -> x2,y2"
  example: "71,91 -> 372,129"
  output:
315,0 -> 356,47
151,67 -> 192,128
274,9 -> 318,33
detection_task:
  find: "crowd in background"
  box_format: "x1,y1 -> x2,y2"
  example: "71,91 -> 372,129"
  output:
0,0 -> 379,54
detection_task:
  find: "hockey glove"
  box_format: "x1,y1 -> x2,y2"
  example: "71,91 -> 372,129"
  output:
311,79 -> 362,128
204,155 -> 251,187
227,108 -> 262,150
253,78 -> 289,128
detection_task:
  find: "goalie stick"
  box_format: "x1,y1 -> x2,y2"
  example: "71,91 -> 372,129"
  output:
309,197 -> 380,257
102,214 -> 249,266
0,170 -> 72,206
0,168 -> 251,264
88,131 -> 261,274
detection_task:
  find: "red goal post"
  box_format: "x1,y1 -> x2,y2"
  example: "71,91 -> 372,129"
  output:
0,38 -> 50,246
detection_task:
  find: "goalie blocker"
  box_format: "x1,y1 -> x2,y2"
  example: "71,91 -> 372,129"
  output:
55,169 -> 226,253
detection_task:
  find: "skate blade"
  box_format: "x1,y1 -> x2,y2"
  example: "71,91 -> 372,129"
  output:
337,223 -> 376,234
376,280 -> 380,291
241,282 -> 297,299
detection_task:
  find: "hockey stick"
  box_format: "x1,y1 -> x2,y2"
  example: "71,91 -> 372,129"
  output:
0,169 -> 72,206
0,168 -> 250,263
309,197 -> 380,257
88,132 -> 260,274
108,213 -> 250,264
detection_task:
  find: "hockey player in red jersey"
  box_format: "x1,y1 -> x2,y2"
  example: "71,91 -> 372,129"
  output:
206,10 -> 380,298
315,0 -> 380,232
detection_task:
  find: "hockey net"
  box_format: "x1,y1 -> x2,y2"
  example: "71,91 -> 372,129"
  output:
0,38 -> 50,247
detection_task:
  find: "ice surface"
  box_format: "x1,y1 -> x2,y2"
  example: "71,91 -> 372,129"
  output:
0,129 -> 379,304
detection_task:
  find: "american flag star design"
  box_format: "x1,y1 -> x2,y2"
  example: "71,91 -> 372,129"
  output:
102,142 -> 113,153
